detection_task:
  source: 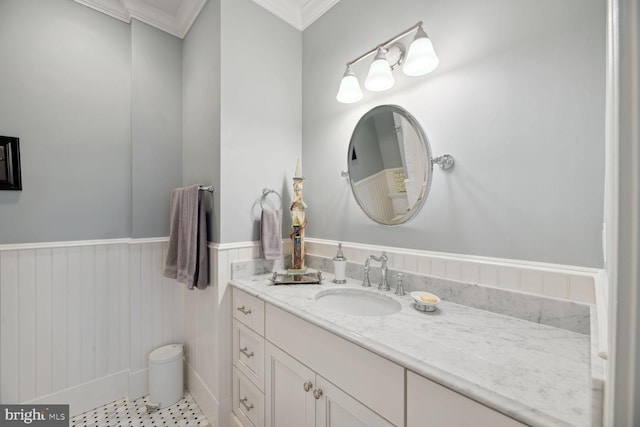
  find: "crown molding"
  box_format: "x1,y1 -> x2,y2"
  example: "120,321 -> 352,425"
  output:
73,0 -> 207,39
74,0 -> 337,35
251,0 -> 340,30
250,0 -> 302,29
74,0 -> 130,22
300,0 -> 340,29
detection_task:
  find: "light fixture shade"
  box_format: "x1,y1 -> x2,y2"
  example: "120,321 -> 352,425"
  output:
365,48 -> 395,92
403,27 -> 439,76
336,66 -> 363,103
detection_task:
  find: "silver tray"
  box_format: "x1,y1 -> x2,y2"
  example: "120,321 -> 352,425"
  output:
270,271 -> 323,285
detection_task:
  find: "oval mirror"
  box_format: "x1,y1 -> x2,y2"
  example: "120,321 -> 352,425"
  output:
348,105 -> 432,225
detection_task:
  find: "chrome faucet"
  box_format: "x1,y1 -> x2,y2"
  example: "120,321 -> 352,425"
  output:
362,252 -> 389,291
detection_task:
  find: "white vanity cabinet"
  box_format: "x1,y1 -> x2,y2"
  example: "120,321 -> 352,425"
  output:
231,285 -> 532,427
265,342 -> 394,427
232,289 -> 266,427
264,342 -> 316,427
407,371 -> 528,427
314,373 -> 395,427
265,303 -> 403,427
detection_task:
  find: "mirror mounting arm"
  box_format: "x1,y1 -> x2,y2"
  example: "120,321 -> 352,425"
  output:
432,154 -> 455,170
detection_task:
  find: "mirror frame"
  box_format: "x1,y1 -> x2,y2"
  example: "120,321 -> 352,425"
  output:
0,136 -> 22,191
347,105 -> 433,225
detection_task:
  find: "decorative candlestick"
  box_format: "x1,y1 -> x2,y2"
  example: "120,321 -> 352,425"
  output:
289,158 -> 308,273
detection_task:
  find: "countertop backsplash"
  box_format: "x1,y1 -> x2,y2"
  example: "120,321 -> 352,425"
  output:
231,254 -> 591,335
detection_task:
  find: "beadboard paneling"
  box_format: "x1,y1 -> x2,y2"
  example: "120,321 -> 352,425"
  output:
352,170 -> 394,221
1,250 -> 20,403
0,240 -> 183,406
305,238 -> 599,304
183,242 -> 269,427
129,242 -> 184,374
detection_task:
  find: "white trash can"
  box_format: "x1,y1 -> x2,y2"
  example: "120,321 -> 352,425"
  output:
148,344 -> 184,408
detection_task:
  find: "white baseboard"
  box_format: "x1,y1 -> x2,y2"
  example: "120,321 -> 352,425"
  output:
185,362 -> 219,427
594,271 -> 609,359
26,371 -> 129,417
24,364 -> 204,419
128,368 -> 148,401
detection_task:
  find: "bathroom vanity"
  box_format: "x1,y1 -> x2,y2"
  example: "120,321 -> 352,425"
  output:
229,267 -> 597,427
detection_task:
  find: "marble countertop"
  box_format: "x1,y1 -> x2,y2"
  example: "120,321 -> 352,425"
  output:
230,273 -> 591,427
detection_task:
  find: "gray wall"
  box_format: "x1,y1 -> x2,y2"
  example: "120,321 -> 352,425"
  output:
131,19 -> 183,238
219,0 -> 302,243
183,0 -> 222,242
0,0 -> 132,243
302,0 -> 606,267
182,0 -> 301,244
0,0 -> 607,267
0,1 -> 185,244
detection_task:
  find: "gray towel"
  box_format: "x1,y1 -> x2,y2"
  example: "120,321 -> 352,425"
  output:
261,209 -> 282,260
163,185 -> 209,289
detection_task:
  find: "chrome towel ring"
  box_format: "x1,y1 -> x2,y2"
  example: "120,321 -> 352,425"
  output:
261,188 -> 282,210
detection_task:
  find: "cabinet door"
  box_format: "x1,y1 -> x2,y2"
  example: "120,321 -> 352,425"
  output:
407,371 -> 527,427
315,376 -> 395,427
266,304 -> 404,426
265,342 -> 315,427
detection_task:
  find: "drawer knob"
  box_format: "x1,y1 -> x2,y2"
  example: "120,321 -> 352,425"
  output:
313,388 -> 323,400
236,306 -> 252,315
303,381 -> 313,392
240,346 -> 255,358
240,397 -> 254,411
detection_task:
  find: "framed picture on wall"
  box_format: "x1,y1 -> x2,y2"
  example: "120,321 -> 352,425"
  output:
0,136 -> 22,190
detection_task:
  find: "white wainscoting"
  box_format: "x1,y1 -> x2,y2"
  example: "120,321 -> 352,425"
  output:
183,241 -> 267,427
0,237 -> 267,424
0,239 -> 184,416
352,170 -> 395,221
1,236 -> 606,424
305,238 -> 600,304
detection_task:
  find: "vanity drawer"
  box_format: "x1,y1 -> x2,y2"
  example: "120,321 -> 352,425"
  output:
233,288 -> 265,335
233,367 -> 264,427
233,319 -> 265,391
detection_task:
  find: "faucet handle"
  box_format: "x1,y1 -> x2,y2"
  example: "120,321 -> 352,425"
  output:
362,265 -> 371,287
394,273 -> 405,296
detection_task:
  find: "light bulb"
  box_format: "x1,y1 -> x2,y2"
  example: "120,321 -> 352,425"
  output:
365,48 -> 395,92
336,66 -> 363,104
403,27 -> 439,76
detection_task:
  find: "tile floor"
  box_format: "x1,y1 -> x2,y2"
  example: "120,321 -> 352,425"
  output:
71,392 -> 211,427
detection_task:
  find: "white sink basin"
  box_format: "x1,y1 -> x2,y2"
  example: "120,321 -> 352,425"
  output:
314,288 -> 402,316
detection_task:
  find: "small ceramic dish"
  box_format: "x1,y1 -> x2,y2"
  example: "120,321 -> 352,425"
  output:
410,291 -> 440,312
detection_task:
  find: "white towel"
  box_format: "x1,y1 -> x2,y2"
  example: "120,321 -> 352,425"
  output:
261,209 -> 282,260
163,185 -> 209,289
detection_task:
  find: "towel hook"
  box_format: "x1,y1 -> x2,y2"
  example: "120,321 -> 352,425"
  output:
261,188 -> 282,210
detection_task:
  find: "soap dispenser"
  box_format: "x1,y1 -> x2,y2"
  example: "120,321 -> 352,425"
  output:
333,243 -> 347,284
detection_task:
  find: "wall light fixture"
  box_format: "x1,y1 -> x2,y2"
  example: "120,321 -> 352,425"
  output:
336,21 -> 439,104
